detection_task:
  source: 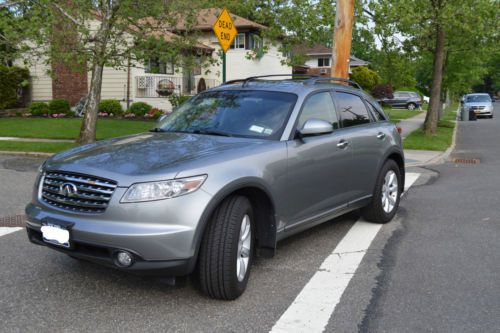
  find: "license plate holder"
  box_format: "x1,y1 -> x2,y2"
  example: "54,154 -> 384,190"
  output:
41,218 -> 74,249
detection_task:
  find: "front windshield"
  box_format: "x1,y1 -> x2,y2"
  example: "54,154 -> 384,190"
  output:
157,90 -> 297,139
466,95 -> 491,103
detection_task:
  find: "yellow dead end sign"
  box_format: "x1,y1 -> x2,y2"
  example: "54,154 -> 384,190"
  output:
213,8 -> 238,53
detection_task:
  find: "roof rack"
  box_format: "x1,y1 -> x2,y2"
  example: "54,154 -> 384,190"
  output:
221,74 -> 318,87
305,77 -> 362,90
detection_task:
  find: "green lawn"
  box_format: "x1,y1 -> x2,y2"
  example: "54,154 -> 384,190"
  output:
0,118 -> 154,140
384,108 -> 423,124
403,104 -> 458,151
0,141 -> 76,153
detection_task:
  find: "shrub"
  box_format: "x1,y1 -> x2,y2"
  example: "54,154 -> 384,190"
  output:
99,99 -> 123,115
28,102 -> 50,116
371,84 -> 394,100
351,66 -> 381,91
0,65 -> 30,109
167,93 -> 191,108
128,102 -> 152,116
48,99 -> 71,115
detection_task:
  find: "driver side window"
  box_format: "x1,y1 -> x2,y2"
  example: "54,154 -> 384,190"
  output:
298,92 -> 339,130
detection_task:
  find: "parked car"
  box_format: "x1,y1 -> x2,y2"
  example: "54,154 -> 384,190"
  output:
461,93 -> 494,118
26,75 -> 405,300
381,91 -> 423,110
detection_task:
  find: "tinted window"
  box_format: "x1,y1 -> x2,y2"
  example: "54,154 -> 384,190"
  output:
367,102 -> 386,121
334,92 -> 371,127
158,90 -> 297,139
298,92 -> 339,129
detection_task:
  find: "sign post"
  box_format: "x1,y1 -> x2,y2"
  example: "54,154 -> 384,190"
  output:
212,8 -> 238,83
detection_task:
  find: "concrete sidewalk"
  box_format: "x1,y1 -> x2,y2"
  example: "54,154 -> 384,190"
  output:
397,111 -> 427,139
0,136 -> 73,143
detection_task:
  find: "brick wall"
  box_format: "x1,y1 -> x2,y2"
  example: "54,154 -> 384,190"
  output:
51,61 -> 87,105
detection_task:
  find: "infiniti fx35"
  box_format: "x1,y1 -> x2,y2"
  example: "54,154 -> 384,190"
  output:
26,76 -> 405,300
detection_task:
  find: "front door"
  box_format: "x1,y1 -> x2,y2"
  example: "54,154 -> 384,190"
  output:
285,91 -> 355,229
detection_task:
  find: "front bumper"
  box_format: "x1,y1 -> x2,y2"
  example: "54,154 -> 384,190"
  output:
25,187 -> 213,276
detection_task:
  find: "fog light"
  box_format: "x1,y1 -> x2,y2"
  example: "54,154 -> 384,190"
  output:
116,251 -> 133,267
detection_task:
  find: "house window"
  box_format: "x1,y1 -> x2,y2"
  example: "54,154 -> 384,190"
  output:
318,58 -> 331,67
145,57 -> 174,75
230,33 -> 246,49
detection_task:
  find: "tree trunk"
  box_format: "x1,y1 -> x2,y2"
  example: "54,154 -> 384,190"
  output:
77,62 -> 104,144
331,0 -> 355,79
424,25 -> 446,135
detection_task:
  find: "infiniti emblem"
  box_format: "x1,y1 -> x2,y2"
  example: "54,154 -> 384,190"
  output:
59,182 -> 78,197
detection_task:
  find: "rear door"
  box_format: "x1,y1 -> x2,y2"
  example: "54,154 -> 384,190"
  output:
285,91 -> 355,229
333,91 -> 385,201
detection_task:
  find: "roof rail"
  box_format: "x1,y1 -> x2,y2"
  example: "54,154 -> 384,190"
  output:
305,77 -> 362,90
221,74 -> 318,87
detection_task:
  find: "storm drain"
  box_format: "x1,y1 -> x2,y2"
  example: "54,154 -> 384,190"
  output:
0,214 -> 26,227
452,158 -> 481,164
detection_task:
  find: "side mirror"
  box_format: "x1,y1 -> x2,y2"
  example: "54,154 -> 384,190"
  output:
460,100 -> 464,105
299,119 -> 333,136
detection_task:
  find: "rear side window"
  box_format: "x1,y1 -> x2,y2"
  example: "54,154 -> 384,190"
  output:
334,92 -> 371,127
367,102 -> 386,121
298,92 -> 339,129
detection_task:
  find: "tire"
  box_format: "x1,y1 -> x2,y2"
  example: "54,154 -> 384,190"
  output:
406,103 -> 417,110
197,195 -> 254,300
362,159 -> 402,224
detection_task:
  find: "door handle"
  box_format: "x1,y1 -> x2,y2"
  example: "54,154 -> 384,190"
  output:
337,140 -> 349,149
376,132 -> 386,140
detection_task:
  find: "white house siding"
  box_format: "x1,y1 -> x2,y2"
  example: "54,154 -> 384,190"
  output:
28,62 -> 53,102
93,67 -> 128,101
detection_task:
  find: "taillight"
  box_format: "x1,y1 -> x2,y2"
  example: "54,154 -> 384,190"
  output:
396,127 -> 402,134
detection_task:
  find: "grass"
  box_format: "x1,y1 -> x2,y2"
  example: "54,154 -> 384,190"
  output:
0,118 -> 154,140
0,141 -> 76,153
384,108 -> 423,124
403,104 -> 458,151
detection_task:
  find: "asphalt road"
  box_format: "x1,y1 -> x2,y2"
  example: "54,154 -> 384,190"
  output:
1,103 -> 499,332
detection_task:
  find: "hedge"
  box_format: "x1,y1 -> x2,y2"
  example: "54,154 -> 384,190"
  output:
128,102 -> 152,116
48,99 -> 71,115
28,102 -> 50,116
99,99 -> 123,115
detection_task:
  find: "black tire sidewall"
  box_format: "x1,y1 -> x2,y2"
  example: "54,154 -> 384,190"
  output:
373,160 -> 402,222
227,200 -> 255,296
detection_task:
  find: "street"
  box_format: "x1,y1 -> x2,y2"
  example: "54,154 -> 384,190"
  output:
1,104 -> 499,332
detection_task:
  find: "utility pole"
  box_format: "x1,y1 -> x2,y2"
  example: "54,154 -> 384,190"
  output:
331,0 -> 355,79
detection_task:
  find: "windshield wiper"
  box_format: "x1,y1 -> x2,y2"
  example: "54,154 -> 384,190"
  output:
192,129 -> 233,137
149,127 -> 166,133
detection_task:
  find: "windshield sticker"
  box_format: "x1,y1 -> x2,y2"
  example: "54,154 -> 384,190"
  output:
249,125 -> 265,133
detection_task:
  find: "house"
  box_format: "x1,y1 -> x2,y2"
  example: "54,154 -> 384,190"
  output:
26,8 -> 291,111
292,44 -> 369,76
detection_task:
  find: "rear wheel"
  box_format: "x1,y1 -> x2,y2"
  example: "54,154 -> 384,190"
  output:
407,103 -> 417,110
197,195 -> 254,300
362,160 -> 402,224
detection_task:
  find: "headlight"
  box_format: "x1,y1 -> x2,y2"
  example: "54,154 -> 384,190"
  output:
120,175 -> 207,203
38,160 -> 47,173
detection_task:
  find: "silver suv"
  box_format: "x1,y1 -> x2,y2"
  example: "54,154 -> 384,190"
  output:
26,76 -> 405,300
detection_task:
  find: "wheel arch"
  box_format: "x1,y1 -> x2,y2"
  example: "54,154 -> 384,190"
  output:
386,150 -> 405,191
193,179 -> 278,270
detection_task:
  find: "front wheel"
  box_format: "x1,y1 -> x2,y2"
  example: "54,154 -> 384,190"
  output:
362,160 -> 402,224
197,195 -> 254,300
407,103 -> 417,110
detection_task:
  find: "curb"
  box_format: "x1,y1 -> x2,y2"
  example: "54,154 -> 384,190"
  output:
0,150 -> 53,157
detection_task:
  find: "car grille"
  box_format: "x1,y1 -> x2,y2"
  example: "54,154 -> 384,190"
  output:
41,171 -> 118,214
470,106 -> 485,111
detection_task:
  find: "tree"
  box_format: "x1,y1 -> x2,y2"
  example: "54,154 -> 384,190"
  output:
1,1 -> 213,144
370,0 -> 497,135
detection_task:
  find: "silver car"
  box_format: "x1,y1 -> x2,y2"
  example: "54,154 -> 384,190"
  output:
26,76 -> 405,300
461,93 -> 494,118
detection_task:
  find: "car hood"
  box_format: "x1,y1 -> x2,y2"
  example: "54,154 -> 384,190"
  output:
46,132 -> 269,185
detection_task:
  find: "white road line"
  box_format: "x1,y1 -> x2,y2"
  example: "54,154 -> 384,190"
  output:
270,172 -> 420,333
0,227 -> 22,237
